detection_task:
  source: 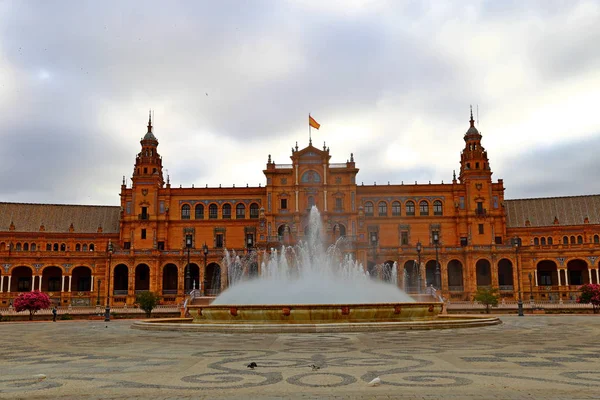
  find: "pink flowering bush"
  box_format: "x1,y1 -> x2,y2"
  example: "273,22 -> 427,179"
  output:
13,291 -> 51,320
577,284 -> 600,314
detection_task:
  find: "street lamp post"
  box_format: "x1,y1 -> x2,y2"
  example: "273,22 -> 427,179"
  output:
370,231 -> 378,266
513,237 -> 524,316
528,272 -> 534,301
433,232 -> 441,289
185,235 -> 192,293
104,240 -> 114,322
97,279 -> 102,306
202,243 -> 209,296
416,241 -> 422,292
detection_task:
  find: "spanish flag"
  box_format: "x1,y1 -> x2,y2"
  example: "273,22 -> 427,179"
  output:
309,115 -> 320,130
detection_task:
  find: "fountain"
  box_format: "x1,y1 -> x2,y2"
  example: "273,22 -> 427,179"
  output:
133,207 -> 501,332
213,207 -> 413,305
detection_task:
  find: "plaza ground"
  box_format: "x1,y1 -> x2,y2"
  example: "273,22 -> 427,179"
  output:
0,316 -> 599,399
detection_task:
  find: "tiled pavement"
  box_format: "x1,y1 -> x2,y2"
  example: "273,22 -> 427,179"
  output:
0,316 -> 599,399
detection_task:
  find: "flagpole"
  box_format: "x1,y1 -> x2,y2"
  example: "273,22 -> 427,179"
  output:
309,113 -> 312,145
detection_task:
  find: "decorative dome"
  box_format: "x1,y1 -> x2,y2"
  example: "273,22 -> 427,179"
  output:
464,107 -> 481,139
142,111 -> 158,142
143,129 -> 157,141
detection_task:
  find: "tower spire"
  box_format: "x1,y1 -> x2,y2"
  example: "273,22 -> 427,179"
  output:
147,109 -> 153,132
469,105 -> 474,127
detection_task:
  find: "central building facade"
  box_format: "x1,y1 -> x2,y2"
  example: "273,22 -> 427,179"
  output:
0,111 -> 599,308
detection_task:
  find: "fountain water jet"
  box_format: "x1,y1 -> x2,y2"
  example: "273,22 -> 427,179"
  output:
214,208 -> 413,305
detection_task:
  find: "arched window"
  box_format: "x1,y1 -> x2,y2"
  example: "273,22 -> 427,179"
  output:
378,201 -> 387,216
301,170 -> 321,183
433,200 -> 443,216
236,203 -> 245,219
15,243 -> 21,251
195,204 -> 204,219
249,203 -> 259,219
83,244 -> 88,251
548,237 -> 553,245
540,237 -> 546,245
54,243 -> 59,251
23,243 -> 29,251
595,235 -> 599,244
76,243 -> 81,251
563,236 -> 568,245
89,244 -> 95,251
222,204 -> 232,219
181,204 -> 191,220
392,201 -> 401,216
308,196 -> 316,209
419,201 -> 429,216
534,237 -> 539,245
406,201 -> 415,216
364,202 -> 374,216
333,224 -> 346,238
209,204 -> 218,219
60,243 -> 66,251
31,243 -> 36,251
577,235 -> 583,244
570,236 -> 576,244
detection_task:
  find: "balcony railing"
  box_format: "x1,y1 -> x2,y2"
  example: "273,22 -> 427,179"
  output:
475,208 -> 487,217
162,289 -> 178,295
138,213 -> 150,220
113,290 -> 128,295
499,285 -> 514,291
448,286 -> 464,292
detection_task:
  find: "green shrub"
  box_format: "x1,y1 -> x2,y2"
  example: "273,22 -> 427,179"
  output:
135,291 -> 160,317
60,314 -> 73,320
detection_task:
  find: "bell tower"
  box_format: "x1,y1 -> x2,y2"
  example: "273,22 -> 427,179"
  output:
132,111 -> 164,188
457,107 -> 496,246
459,106 -> 491,182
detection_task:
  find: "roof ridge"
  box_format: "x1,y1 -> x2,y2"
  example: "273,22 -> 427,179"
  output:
0,202 -> 119,208
505,194 -> 600,201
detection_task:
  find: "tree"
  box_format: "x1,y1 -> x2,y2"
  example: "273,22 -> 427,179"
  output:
473,287 -> 500,314
135,291 -> 160,317
577,284 -> 600,314
14,291 -> 51,320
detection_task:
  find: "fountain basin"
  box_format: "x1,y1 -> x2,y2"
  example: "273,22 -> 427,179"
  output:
132,314 -> 501,333
188,302 -> 442,324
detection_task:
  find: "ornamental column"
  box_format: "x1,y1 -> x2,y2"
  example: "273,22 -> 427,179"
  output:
31,275 -> 35,291
564,269 -> 569,286
61,276 -> 65,292
7,276 -> 12,292
38,276 -> 42,291
557,270 -> 562,286
534,270 -> 538,286
596,268 -> 600,284
0,275 -> 3,292
91,275 -> 94,292
68,275 -> 72,292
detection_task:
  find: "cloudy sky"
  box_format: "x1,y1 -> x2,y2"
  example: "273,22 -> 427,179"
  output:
1,0 -> 599,206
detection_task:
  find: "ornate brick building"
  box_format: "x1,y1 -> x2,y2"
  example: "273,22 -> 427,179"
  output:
1,112 -> 599,308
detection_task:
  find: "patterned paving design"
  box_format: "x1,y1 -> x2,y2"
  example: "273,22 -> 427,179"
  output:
0,316 -> 599,399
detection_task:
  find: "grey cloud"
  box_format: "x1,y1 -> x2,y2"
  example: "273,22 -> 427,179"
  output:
500,133 -> 600,199
0,0 -> 599,205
